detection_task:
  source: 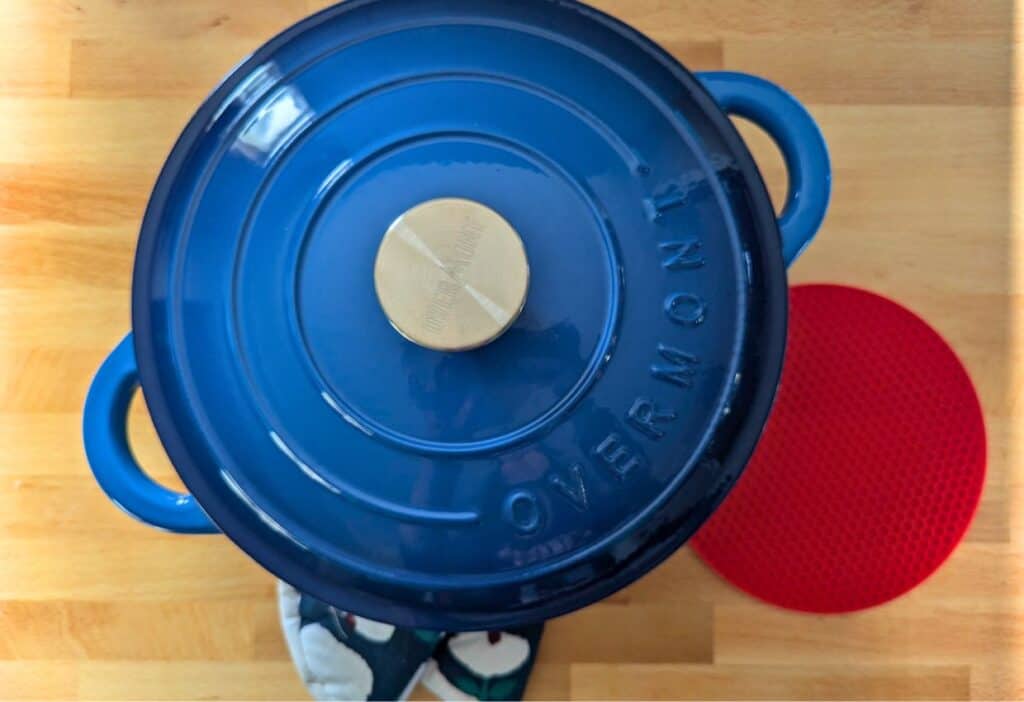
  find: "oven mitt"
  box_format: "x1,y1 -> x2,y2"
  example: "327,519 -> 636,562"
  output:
278,582 -> 544,701
418,627 -> 543,702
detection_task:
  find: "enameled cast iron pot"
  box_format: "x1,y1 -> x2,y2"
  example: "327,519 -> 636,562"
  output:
83,0 -> 830,630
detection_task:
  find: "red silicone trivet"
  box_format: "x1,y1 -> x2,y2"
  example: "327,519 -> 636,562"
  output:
691,284 -> 986,613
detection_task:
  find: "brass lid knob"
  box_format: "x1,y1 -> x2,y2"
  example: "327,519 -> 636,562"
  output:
374,198 -> 530,352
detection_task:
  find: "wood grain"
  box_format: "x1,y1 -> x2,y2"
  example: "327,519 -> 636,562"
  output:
0,1 -> 1020,700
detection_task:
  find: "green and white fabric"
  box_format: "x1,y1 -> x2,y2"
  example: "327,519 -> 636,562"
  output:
279,582 -> 544,701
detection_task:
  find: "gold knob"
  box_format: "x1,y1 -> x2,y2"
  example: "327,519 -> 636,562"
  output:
374,198 -> 530,352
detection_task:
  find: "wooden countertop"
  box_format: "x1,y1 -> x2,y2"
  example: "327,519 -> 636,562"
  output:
1,1 -> 1020,699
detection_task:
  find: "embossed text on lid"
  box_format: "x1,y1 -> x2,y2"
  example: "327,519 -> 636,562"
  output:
374,198 -> 530,352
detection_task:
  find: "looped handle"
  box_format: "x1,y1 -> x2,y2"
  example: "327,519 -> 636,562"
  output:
698,71 -> 832,266
82,334 -> 218,534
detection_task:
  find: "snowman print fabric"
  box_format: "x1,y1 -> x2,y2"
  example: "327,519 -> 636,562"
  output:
278,582 -> 545,701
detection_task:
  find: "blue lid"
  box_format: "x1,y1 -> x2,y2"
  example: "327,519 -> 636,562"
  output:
132,0 -> 793,629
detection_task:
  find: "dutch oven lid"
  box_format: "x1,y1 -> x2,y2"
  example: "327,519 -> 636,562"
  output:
132,0 -> 793,629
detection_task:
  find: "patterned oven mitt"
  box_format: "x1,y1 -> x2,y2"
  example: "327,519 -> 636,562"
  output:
279,582 -> 544,701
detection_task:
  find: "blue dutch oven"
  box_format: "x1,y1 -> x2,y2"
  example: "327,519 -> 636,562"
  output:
83,0 -> 830,630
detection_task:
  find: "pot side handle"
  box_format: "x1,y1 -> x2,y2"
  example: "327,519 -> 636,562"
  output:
697,71 -> 832,266
82,333 -> 218,534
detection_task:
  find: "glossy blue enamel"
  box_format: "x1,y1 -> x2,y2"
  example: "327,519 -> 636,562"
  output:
699,72 -> 831,264
82,0 -> 830,630
82,335 -> 217,534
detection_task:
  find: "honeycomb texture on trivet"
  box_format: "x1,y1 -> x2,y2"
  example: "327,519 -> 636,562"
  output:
691,284 -> 986,613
